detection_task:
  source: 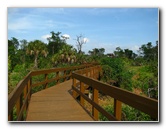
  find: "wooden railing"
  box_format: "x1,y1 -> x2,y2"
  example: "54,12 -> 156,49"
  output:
72,66 -> 158,121
8,64 -> 97,121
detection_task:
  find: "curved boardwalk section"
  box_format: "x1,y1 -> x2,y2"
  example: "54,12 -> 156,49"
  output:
26,80 -> 94,121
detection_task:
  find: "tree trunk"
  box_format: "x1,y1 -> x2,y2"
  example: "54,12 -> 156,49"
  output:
34,54 -> 38,68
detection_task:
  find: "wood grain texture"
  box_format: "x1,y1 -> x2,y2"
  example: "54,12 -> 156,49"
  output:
26,80 -> 94,121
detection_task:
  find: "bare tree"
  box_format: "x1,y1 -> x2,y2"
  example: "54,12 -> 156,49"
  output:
75,34 -> 87,54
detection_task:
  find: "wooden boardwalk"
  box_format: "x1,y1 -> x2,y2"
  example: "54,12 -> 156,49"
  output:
26,80 -> 94,121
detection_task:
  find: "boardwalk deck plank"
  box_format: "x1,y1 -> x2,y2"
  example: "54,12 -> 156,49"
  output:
26,80 -> 94,121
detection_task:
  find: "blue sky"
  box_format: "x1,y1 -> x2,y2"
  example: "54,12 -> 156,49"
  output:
8,8 -> 158,54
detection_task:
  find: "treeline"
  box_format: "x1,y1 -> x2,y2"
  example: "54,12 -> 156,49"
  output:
8,31 -> 158,98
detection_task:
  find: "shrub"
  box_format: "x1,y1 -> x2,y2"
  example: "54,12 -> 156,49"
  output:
121,70 -> 134,91
101,65 -> 112,82
99,105 -> 114,121
122,105 -> 152,121
8,64 -> 28,94
99,104 -> 152,121
100,57 -> 124,86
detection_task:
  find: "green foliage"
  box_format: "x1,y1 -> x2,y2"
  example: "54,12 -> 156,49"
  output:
120,70 -> 134,91
100,57 -> 124,86
122,105 -> 151,121
114,47 -> 137,59
101,65 -> 112,82
131,65 -> 158,97
138,41 -> 158,63
99,105 -> 114,121
8,56 -> 12,73
8,38 -> 20,70
8,34 -> 158,99
51,44 -> 77,66
38,56 -> 52,69
99,104 -> 152,121
8,64 -> 28,93
26,40 -> 48,68
47,31 -> 66,55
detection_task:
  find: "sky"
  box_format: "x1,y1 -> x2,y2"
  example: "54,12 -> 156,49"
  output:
8,8 -> 158,54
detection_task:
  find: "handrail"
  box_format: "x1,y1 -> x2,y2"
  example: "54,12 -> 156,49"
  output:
72,66 -> 158,121
8,63 -> 97,121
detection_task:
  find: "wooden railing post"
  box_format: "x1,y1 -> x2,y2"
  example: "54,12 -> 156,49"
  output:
56,71 -> 59,84
64,70 -> 66,81
16,93 -> 23,120
23,84 -> 28,111
92,68 -> 95,79
72,78 -> 77,98
70,70 -> 72,79
90,68 -> 92,77
114,99 -> 122,120
28,78 -> 32,102
8,109 -> 13,121
86,69 -> 88,77
44,74 -> 48,89
80,82 -> 85,107
92,88 -> 99,120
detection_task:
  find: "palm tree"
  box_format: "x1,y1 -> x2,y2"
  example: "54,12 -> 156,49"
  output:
26,40 -> 48,69
51,44 -> 77,66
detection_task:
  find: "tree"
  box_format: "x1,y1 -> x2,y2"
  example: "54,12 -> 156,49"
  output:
124,49 -> 133,59
99,48 -> 105,55
26,40 -> 48,68
20,39 -> 28,51
138,41 -> 158,62
100,57 -> 125,87
89,48 -> 105,56
52,44 -> 77,66
47,31 -> 65,55
19,39 -> 28,64
75,34 -> 87,54
114,47 -> 124,57
8,37 -> 20,70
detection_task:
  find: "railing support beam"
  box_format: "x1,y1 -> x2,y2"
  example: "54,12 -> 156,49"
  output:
44,74 -> 48,89
92,88 -> 99,120
114,99 -> 122,121
72,78 -> 77,98
80,82 -> 85,107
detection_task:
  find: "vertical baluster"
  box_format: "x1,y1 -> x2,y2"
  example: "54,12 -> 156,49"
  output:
56,71 -> 59,84
70,70 -> 72,79
80,82 -> 85,107
86,69 -> 88,77
44,74 -> 48,89
24,85 -> 27,100
16,93 -> 23,120
72,78 -> 77,98
28,78 -> 32,102
64,70 -> 66,82
16,97 -> 20,119
23,84 -> 28,117
93,68 -> 95,79
92,88 -> 99,120
8,110 -> 13,121
23,84 -> 28,119
90,68 -> 92,78
114,99 -> 122,120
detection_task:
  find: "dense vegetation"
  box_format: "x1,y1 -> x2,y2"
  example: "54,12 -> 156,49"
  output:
8,31 -> 158,121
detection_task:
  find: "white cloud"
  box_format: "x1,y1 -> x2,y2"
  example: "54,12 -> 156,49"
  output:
83,38 -> 89,43
62,34 -> 70,39
41,34 -> 51,40
131,45 -> 140,53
